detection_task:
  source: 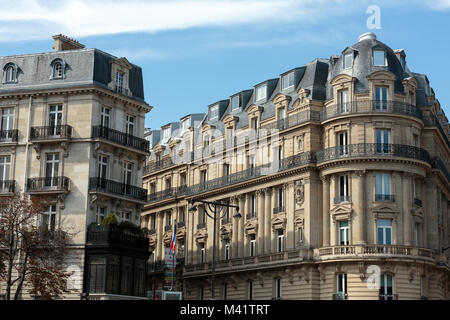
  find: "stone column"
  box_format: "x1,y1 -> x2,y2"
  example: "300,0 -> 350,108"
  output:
285,182 -> 295,250
321,176 -> 330,246
330,175 -> 336,246
264,188 -> 272,254
271,187 -> 277,250
403,173 -> 413,246
353,170 -> 366,245
231,196 -> 239,258
257,189 -> 265,255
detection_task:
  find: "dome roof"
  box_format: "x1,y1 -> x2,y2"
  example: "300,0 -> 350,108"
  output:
326,33 -> 409,100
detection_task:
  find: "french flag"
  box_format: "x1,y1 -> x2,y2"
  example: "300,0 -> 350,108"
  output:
170,222 -> 177,254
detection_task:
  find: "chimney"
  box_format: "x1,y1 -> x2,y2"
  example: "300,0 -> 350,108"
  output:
52,34 -> 85,52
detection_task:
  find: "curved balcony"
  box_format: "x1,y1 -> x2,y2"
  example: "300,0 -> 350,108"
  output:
91,125 -> 149,154
320,100 -> 423,122
315,143 -> 430,165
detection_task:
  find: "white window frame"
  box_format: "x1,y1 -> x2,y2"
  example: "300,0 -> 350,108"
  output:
379,274 -> 394,300
248,280 -> 254,300
336,273 -> 347,299
209,104 -> 219,120
126,115 -> 135,136
231,95 -> 240,110
377,219 -> 392,245
376,173 -> 391,200
100,106 -> 110,128
373,50 -> 387,66
42,205 -> 57,231
343,53 -> 353,69
224,239 -> 230,260
275,278 -> 282,300
249,235 -> 256,256
375,86 -> 389,110
277,229 -> 284,252
96,206 -> 106,224
255,84 -> 267,102
338,89 -> 349,113
337,131 -> 348,156
281,72 -> 295,91
1,108 -> 14,132
339,220 -> 349,245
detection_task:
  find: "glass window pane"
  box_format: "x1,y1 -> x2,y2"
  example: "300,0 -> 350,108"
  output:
373,50 -> 385,66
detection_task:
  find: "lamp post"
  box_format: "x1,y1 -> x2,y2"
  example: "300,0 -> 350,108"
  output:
189,198 -> 241,300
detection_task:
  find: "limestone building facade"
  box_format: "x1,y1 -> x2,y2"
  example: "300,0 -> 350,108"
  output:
142,33 -> 450,300
0,35 -> 151,299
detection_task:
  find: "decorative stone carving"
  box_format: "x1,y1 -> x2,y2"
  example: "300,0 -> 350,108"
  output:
295,179 -> 304,206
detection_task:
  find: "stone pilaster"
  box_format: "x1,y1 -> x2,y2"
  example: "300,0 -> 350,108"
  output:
321,175 -> 330,246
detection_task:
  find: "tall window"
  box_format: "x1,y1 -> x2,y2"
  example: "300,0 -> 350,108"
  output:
375,130 -> 390,153
101,106 -> 110,128
45,153 -> 59,187
42,205 -> 57,231
98,155 -> 108,179
250,194 -> 256,216
255,84 -> 267,101
343,53 -> 353,69
278,108 -> 286,129
251,117 -> 258,130
281,72 -> 294,90
0,155 -> 11,183
48,105 -> 63,135
375,86 -> 388,110
379,274 -> 394,300
150,215 -> 156,230
377,219 -> 392,245
298,227 -> 303,243
249,234 -> 256,256
123,162 -> 133,185
339,221 -> 349,245
275,278 -> 282,300
336,273 -> 347,299
162,127 -> 170,139
373,50 -> 386,66
200,287 -> 204,300
338,89 -> 349,113
223,283 -> 228,300
338,175 -> 349,202
166,211 -> 172,227
179,207 -> 185,224
199,243 -> 205,263
223,163 -> 230,177
199,206 -> 206,225
337,131 -> 348,156
126,115 -> 135,135
5,65 -> 15,83
277,187 -> 284,210
277,229 -> 284,252
376,173 -> 391,201
224,239 -> 230,260
248,280 -> 254,300
200,170 -> 207,184
96,207 -> 106,224
1,108 -> 14,135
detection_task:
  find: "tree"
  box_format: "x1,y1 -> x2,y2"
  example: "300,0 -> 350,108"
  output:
0,193 -> 73,300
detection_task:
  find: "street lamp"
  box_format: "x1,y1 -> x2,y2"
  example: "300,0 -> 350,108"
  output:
188,198 -> 240,300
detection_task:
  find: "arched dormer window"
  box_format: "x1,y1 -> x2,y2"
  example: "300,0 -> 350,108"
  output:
50,58 -> 67,79
2,63 -> 18,83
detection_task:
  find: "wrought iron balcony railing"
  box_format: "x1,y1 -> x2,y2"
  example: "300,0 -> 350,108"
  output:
375,194 -> 395,202
261,110 -> 321,131
89,177 -> 147,202
320,100 -> 422,122
0,129 -> 18,142
27,176 -> 70,193
423,115 -> 450,149
334,196 -> 351,204
144,157 -> 175,174
0,180 -> 15,193
92,125 -> 149,153
30,125 -> 72,140
315,143 -> 431,164
86,224 -> 149,252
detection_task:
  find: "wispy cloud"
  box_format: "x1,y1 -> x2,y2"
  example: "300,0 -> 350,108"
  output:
0,0 -> 357,42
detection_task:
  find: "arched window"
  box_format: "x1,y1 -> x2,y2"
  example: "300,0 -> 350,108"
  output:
50,59 -> 66,79
2,63 -> 18,83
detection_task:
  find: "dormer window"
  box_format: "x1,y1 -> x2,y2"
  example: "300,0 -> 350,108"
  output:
343,53 -> 353,69
373,50 -> 386,66
255,84 -> 267,102
181,119 -> 190,130
210,104 -> 219,120
231,95 -> 240,110
162,127 -> 170,139
3,63 -> 18,83
281,72 -> 294,91
115,71 -> 124,93
50,59 -> 66,80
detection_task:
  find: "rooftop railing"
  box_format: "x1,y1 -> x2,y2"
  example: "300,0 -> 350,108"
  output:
423,115 -> 450,149
92,125 -> 150,153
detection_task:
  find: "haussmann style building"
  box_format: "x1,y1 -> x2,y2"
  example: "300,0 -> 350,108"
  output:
142,33 -> 450,300
0,34 -> 151,300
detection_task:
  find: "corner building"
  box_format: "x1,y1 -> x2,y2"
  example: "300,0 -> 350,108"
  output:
142,33 -> 450,300
0,35 -> 151,300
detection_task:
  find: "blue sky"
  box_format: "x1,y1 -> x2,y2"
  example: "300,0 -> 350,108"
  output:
0,0 -> 448,130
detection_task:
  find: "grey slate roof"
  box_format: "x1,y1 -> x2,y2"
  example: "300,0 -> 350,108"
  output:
0,48 -> 145,101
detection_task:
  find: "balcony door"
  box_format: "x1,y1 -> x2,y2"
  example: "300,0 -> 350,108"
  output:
123,162 -> 133,195
377,219 -> 392,245
337,132 -> 348,156
126,115 -> 135,136
338,89 -> 349,114
49,105 -> 63,136
101,107 -> 110,128
98,155 -> 108,188
376,173 -> 391,201
0,155 -> 11,191
45,153 -> 59,188
1,108 -> 14,140
42,205 -> 57,232
375,129 -> 390,153
375,87 -> 388,110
